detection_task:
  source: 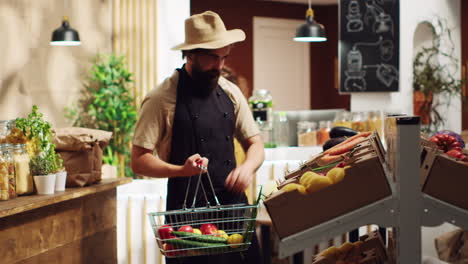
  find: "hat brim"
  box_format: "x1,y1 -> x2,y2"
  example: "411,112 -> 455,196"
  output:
171,29 -> 246,51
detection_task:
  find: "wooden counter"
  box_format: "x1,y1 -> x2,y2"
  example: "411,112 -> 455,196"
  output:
0,178 -> 131,264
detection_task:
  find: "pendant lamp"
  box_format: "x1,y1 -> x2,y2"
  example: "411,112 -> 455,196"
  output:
50,1 -> 81,46
294,0 -> 327,42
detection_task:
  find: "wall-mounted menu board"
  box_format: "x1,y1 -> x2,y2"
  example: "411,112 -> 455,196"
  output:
339,0 -> 399,93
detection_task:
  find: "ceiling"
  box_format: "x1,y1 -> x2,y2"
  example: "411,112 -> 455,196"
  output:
263,0 -> 338,5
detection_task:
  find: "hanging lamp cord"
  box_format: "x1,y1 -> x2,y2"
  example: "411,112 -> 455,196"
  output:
306,0 -> 314,18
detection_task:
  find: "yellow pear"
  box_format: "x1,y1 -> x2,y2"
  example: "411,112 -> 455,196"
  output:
327,167 -> 346,184
281,183 -> 302,192
306,176 -> 333,193
300,171 -> 321,187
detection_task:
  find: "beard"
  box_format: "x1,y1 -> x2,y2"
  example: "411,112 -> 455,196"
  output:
191,63 -> 220,97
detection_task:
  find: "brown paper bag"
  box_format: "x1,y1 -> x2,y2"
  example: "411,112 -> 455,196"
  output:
435,229 -> 465,263
54,127 -> 112,187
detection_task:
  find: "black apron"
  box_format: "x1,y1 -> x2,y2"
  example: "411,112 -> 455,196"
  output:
165,68 -> 261,264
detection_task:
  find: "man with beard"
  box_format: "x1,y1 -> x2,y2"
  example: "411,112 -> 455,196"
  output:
131,11 -> 264,264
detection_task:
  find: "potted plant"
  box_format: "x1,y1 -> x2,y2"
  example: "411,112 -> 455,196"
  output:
15,105 -> 63,194
30,150 -> 56,195
53,154 -> 67,192
66,54 -> 137,178
413,18 -> 464,133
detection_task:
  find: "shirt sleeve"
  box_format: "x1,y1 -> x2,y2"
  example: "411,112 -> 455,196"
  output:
132,94 -> 164,151
221,79 -> 260,142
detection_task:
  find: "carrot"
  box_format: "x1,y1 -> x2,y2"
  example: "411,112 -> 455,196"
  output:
320,153 -> 344,163
324,132 -> 371,155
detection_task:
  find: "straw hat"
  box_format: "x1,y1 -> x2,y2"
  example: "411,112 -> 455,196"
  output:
172,11 -> 246,50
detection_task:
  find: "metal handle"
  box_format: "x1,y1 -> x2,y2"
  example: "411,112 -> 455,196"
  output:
182,160 -> 221,209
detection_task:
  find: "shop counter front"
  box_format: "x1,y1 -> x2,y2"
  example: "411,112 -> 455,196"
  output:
0,178 -> 131,264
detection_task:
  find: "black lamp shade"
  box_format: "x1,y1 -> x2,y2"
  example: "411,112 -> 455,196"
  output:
294,16 -> 327,42
50,20 -> 81,46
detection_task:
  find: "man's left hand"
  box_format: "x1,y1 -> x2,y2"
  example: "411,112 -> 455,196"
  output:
224,163 -> 255,194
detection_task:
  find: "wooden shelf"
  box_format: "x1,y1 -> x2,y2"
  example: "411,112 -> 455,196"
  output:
0,178 -> 132,219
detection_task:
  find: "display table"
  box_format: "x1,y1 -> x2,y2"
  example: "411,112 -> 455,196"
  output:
0,178 -> 131,264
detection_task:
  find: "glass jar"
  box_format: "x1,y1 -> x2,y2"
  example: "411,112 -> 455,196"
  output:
0,147 -> 9,201
249,89 -> 274,147
351,112 -> 368,132
249,89 -> 273,130
333,111 -> 352,128
373,110 -> 384,137
13,144 -> 33,195
297,121 -> 318,147
317,120 -> 332,145
1,144 -> 16,199
0,120 -> 11,144
273,112 -> 290,147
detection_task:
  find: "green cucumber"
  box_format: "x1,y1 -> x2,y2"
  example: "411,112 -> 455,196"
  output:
165,238 -> 228,250
171,231 -> 227,244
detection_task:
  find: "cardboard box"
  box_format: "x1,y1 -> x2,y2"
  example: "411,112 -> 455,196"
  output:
421,148 -> 468,210
265,137 -> 391,239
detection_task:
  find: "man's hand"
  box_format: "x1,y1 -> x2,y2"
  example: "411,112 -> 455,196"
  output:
224,163 -> 255,193
181,153 -> 209,177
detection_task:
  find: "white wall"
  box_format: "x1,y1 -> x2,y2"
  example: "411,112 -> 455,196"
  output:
350,0 -> 462,133
157,0 -> 190,85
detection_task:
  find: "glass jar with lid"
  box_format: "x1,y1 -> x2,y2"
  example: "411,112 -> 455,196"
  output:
297,121 -> 318,147
13,144 -> 33,195
273,112 -> 290,147
249,89 -> 273,131
0,120 -> 12,144
1,144 -> 16,199
249,89 -> 274,147
317,120 -> 332,145
0,146 -> 9,200
351,112 -> 368,132
333,111 -> 352,128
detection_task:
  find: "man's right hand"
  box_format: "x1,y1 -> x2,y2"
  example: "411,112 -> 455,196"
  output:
181,153 -> 209,177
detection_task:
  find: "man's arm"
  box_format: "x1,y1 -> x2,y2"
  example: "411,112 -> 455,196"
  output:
224,134 -> 264,193
131,145 -> 208,178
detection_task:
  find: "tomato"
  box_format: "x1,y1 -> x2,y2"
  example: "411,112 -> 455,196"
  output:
163,243 -> 177,256
158,225 -> 174,240
430,134 -> 462,152
200,223 -> 218,235
178,225 -> 194,233
446,149 -> 465,160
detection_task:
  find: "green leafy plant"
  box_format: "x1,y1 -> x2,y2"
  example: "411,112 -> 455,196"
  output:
15,105 -> 63,175
413,18 -> 464,134
66,54 -> 137,177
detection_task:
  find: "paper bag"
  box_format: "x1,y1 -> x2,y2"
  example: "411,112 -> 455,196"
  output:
54,127 -> 112,187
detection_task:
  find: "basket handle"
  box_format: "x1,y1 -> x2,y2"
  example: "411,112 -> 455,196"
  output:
185,161 -> 221,209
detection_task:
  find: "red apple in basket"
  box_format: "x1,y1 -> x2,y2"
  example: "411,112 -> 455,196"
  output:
200,223 -> 218,235
158,225 -> 175,240
178,225 -> 194,233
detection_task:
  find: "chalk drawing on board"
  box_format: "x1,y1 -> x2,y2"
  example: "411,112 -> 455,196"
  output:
344,37 -> 395,91
364,0 -> 394,35
346,0 -> 364,32
380,40 -> 394,61
364,63 -> 399,87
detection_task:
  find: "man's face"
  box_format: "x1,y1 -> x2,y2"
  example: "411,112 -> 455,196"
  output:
189,46 -> 231,96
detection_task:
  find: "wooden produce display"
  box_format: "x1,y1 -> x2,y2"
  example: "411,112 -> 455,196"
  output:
264,132 -> 392,239
312,231 -> 388,264
421,146 -> 468,210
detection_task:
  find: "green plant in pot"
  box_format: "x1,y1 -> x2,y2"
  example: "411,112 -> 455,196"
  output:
66,54 -> 137,177
413,18 -> 464,134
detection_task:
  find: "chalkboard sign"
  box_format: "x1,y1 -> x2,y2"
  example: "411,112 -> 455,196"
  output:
339,0 -> 399,93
